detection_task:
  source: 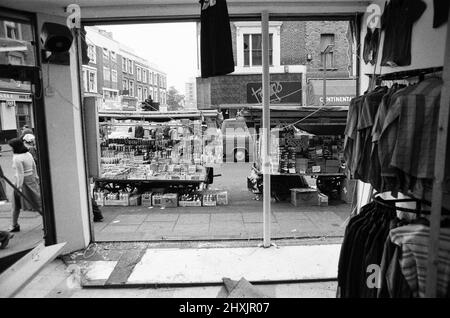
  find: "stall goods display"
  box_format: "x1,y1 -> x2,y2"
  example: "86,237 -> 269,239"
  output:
267,130 -> 344,174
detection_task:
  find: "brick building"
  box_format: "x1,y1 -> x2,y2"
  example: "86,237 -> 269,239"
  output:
82,26 -> 167,111
196,20 -> 357,132
0,19 -> 35,141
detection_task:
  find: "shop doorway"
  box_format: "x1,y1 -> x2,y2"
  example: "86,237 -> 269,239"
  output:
0,9 -> 56,264
82,18 -> 358,243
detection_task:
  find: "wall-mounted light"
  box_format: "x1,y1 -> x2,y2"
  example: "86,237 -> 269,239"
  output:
306,53 -> 313,62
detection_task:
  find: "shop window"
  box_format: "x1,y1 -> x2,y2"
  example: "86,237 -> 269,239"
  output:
103,66 -> 110,81
320,34 -> 335,69
88,44 -> 96,64
111,69 -> 118,83
15,103 -> 32,129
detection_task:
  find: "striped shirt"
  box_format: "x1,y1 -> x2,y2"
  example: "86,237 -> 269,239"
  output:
390,224 -> 450,297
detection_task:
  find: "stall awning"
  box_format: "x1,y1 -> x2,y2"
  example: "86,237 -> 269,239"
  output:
306,78 -> 356,106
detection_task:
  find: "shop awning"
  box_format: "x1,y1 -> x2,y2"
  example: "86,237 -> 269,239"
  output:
306,78 -> 356,106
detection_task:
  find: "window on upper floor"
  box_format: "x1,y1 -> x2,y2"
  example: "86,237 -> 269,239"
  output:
111,70 -> 118,83
122,57 -> 128,73
88,44 -> 96,64
110,51 -> 116,62
82,67 -> 97,93
5,21 -> 20,40
103,66 -> 110,81
129,80 -> 134,96
243,33 -> 273,67
128,60 -> 134,74
234,22 -> 281,71
142,69 -> 147,83
122,79 -> 128,92
137,67 -> 142,81
320,33 -> 335,69
103,48 -> 109,60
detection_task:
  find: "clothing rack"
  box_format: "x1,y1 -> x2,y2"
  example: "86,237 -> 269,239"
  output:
375,66 -> 443,81
372,193 -> 450,216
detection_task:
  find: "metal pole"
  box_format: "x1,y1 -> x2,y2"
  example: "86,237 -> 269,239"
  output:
425,4 -> 450,298
323,54 -> 327,106
261,10 -> 271,247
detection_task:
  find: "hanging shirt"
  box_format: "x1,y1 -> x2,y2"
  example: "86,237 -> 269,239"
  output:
344,96 -> 364,178
199,0 -> 235,78
381,0 -> 427,67
363,27 -> 380,65
390,224 -> 450,297
433,0 -> 450,28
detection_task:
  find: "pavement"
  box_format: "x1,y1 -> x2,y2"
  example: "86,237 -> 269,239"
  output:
0,146 -> 43,259
95,163 -> 351,241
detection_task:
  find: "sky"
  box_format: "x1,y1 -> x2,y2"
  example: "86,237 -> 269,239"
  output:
101,22 -> 198,95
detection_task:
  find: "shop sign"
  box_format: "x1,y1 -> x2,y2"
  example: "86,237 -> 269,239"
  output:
246,81 -> 302,104
316,95 -> 354,106
0,92 -> 31,102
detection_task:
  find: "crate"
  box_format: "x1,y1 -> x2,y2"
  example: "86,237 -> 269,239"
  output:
141,192 -> 153,207
128,195 -> 141,206
179,200 -> 202,207
290,188 -> 319,207
104,198 -> 129,206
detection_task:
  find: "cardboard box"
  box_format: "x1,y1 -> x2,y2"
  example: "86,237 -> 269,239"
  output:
215,191 -> 229,206
162,193 -> 178,208
152,193 -> 164,207
290,188 -> 319,207
318,193 -> 329,206
179,200 -> 202,207
128,195 -> 141,206
325,160 -> 340,173
141,192 -> 153,206
295,158 -> 308,174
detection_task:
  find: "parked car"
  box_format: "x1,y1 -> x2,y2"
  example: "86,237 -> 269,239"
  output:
221,117 -> 255,162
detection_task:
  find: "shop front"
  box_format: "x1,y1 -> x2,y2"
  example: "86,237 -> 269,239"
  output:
0,0 -> 449,298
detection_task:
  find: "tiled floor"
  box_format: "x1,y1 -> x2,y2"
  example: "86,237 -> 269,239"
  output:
13,259 -> 338,298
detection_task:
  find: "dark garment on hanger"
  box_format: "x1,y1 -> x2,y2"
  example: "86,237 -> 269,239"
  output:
381,0 -> 427,67
337,201 -> 375,297
344,96 -> 364,178
199,0 -> 235,78
355,86 -> 388,183
363,27 -> 380,65
433,0 -> 449,28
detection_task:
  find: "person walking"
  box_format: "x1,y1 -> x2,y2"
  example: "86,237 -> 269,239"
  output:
7,138 -> 42,232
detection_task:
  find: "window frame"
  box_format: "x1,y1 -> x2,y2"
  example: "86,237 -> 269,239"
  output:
103,47 -> 109,60
87,44 -> 96,64
103,66 -> 110,82
111,69 -> 118,83
234,21 -> 282,71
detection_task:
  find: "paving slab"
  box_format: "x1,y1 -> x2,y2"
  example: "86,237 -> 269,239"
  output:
127,244 -> 341,285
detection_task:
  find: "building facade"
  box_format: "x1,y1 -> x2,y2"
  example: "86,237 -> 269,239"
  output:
196,20 -> 356,122
82,26 -> 167,111
184,77 -> 197,110
0,19 -> 35,142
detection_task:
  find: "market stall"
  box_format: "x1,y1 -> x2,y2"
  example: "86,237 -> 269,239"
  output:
94,111 -> 227,207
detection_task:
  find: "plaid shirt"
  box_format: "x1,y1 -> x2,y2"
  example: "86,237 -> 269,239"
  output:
378,84 -> 423,194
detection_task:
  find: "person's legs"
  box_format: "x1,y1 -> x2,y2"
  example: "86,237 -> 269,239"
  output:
10,190 -> 21,231
0,231 -> 14,249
